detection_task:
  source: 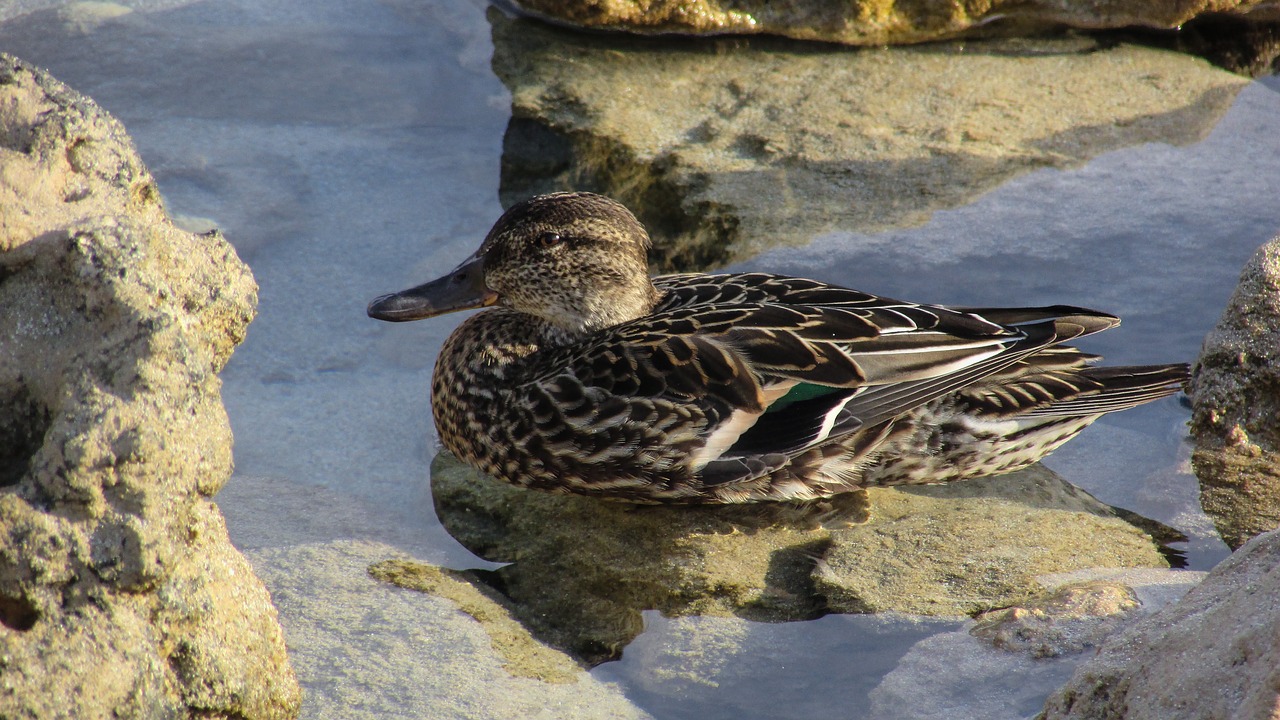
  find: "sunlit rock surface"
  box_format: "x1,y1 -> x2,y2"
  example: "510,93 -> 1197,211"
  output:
1039,528 -> 1280,720
1190,236 -> 1280,550
506,0 -> 1280,47
419,452 -> 1170,665
492,11 -> 1250,271
815,477 -> 1171,617
0,54 -> 299,719
251,540 -> 653,720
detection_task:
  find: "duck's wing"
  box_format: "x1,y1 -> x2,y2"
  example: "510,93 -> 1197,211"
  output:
697,306 -> 1108,477
653,272 -> 891,311
520,276 -> 1120,495
651,274 -> 1122,409
955,357 -> 1190,419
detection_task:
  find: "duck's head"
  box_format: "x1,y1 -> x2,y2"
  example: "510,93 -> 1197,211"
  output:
367,192 -> 659,335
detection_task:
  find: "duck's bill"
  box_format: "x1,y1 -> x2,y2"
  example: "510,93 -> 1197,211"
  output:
367,253 -> 498,322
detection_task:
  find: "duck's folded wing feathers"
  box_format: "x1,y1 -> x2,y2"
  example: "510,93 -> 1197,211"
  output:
521,288 -> 1126,487
957,363 -> 1190,419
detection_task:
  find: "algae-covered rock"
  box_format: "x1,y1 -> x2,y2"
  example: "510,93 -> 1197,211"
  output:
1039,529 -> 1280,720
970,581 -> 1141,658
431,452 -> 1171,664
491,10 -> 1247,271
506,0 -> 1279,47
0,54 -> 299,719
813,473 -> 1171,617
368,558 -> 581,683
1189,236 -> 1280,549
430,451 -> 855,663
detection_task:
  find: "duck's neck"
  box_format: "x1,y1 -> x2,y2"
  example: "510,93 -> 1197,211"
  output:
438,311 -> 547,379
430,309 -> 568,470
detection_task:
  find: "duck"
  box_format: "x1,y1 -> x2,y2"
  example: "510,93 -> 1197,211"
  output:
368,191 -> 1189,504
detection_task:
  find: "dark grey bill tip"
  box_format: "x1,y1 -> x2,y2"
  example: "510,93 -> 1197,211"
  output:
367,293 -> 423,322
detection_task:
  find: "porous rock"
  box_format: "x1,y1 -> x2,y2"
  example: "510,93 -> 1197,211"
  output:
970,581 -> 1141,659
1190,236 -> 1280,549
1039,528 -> 1280,720
0,54 -> 299,718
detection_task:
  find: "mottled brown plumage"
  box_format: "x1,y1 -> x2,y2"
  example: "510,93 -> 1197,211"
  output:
369,192 -> 1189,503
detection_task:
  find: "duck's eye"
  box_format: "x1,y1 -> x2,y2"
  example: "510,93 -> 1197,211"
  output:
537,232 -> 562,248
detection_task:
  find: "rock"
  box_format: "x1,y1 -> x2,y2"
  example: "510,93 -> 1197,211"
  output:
1173,14 -> 1280,77
506,0 -> 1280,47
1033,566 -> 1207,616
0,54 -> 299,718
605,612 -> 960,719
971,568 -> 1206,659
1039,528 -> 1280,720
491,10 -> 1249,271
429,452 -> 847,664
431,452 -> 1171,664
1190,236 -> 1280,549
814,473 -> 1171,617
367,558 -> 582,683
970,581 -> 1140,658
251,540 -> 653,720
870,629 -> 1086,720
868,568 -> 1204,720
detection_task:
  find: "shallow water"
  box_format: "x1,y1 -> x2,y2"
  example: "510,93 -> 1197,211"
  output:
5,1 -> 1279,718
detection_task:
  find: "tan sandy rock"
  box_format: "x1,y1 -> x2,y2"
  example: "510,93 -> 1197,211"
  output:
0,54 -> 299,719
1190,236 -> 1280,549
492,12 -> 1250,270
508,0 -> 1280,47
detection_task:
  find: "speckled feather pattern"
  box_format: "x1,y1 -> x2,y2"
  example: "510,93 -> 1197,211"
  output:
395,192 -> 1191,504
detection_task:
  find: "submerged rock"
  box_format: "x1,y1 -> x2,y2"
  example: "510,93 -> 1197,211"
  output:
611,612 -> 959,719
428,452 -> 846,664
1039,528 -> 1280,720
506,0 -> 1279,48
867,568 -> 1204,720
428,452 -> 1171,665
970,581 -> 1141,658
0,55 -> 299,718
1190,236 -> 1280,549
490,10 -> 1248,271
